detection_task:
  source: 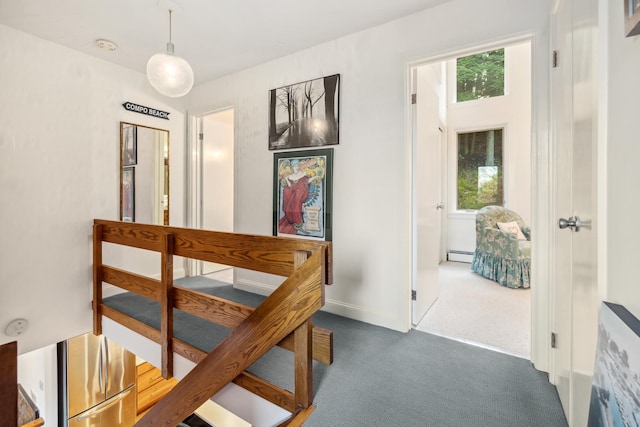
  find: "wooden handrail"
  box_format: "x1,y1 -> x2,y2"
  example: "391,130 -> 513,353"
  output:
21,418 -> 44,427
94,219 -> 333,284
92,219 -> 333,426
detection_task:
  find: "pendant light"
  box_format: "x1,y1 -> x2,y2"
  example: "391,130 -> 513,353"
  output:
146,9 -> 194,97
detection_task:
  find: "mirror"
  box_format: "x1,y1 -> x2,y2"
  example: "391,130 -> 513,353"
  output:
120,122 -> 169,225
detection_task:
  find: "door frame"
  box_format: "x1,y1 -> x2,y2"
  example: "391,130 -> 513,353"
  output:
186,106 -> 236,277
406,34 -> 549,368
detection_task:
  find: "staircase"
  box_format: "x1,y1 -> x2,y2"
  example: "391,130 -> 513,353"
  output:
92,219 -> 333,426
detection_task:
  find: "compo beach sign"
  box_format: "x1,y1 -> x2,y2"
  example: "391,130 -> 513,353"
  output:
122,102 -> 170,120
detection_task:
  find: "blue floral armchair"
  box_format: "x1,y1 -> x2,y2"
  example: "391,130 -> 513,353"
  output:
471,206 -> 531,289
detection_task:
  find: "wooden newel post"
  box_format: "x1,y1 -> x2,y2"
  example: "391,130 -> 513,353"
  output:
293,250 -> 314,409
0,341 -> 18,427
161,232 -> 175,379
93,223 -> 103,335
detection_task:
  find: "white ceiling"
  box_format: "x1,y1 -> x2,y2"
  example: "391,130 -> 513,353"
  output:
0,0 -> 450,85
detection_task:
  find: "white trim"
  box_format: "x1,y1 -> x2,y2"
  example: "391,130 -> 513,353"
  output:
529,29 -> 552,374
235,279 -> 402,330
597,0 -> 608,302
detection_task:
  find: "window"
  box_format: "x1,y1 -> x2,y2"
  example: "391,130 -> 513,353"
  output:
457,129 -> 503,210
456,49 -> 505,102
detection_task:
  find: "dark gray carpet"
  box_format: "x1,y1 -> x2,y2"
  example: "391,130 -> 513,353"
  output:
104,276 -> 568,427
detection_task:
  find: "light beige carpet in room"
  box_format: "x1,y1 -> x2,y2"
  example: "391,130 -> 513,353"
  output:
415,261 -> 531,358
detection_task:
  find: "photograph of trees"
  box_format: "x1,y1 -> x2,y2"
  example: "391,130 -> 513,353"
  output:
588,302 -> 640,427
269,74 -> 339,150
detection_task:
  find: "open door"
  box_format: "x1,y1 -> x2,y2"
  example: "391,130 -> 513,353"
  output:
197,109 -> 235,275
551,0 -> 600,424
412,64 -> 445,325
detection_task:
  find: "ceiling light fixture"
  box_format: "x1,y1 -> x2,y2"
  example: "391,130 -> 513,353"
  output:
146,9 -> 194,98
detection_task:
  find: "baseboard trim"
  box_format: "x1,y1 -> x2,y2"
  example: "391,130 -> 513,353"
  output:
235,278 -> 398,330
447,251 -> 473,263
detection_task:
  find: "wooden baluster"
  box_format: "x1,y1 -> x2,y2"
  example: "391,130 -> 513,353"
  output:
294,319 -> 313,410
93,223 -> 103,335
293,250 -> 313,410
161,232 -> 174,379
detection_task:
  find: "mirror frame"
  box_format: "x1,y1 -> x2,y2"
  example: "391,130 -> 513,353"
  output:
119,121 -> 170,225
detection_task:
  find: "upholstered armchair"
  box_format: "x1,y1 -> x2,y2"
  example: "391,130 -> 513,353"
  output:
471,205 -> 531,289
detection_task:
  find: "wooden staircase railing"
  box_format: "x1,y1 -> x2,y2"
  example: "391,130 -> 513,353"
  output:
92,219 -> 333,426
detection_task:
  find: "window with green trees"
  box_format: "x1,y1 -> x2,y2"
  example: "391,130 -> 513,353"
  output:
457,129 -> 504,210
456,49 -> 505,102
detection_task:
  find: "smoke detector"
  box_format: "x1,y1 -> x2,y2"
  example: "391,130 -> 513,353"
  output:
5,318 -> 29,337
96,39 -> 117,52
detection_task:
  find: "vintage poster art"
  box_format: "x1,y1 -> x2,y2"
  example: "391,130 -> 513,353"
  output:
273,149 -> 333,241
268,74 -> 340,150
121,167 -> 135,222
587,302 -> 640,426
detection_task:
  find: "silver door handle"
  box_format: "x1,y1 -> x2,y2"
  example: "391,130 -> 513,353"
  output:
75,388 -> 132,421
104,337 -> 110,392
558,216 -> 591,232
98,337 -> 103,392
436,203 -> 445,210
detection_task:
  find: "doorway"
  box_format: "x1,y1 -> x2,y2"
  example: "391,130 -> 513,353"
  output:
410,39 -> 533,358
195,108 -> 235,276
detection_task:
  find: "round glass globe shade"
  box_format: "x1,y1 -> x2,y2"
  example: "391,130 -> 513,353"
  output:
146,52 -> 194,98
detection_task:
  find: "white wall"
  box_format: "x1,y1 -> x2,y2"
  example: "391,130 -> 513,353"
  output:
0,24 -> 187,354
18,344 -> 57,424
605,0 -> 640,319
445,42 -> 532,254
186,0 -> 552,331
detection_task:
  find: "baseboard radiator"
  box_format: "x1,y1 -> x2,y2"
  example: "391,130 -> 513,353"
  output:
447,250 -> 474,263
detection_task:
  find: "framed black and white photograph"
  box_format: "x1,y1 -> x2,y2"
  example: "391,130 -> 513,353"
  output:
269,74 -> 340,150
625,0 -> 640,37
587,302 -> 640,426
122,123 -> 137,166
273,149 -> 333,241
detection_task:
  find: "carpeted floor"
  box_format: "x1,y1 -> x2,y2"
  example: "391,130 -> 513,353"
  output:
104,276 -> 566,427
416,262 -> 531,358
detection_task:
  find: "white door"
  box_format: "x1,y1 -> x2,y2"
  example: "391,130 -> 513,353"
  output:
412,64 -> 444,325
199,109 -> 235,275
552,0 -> 600,424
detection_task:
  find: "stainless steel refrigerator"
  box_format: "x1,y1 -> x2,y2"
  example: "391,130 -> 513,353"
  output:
57,332 -> 136,426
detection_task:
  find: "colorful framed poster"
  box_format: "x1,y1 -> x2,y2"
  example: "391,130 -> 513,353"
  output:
268,74 -> 340,150
588,302 -> 640,426
273,149 -> 333,241
121,167 -> 135,222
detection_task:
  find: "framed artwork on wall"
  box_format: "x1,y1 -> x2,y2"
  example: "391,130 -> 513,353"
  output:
625,0 -> 640,37
122,167 -> 135,222
273,149 -> 333,241
587,302 -> 640,425
122,123 -> 137,166
268,74 -> 340,150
